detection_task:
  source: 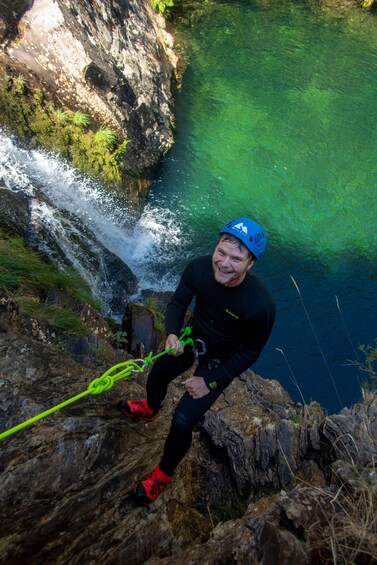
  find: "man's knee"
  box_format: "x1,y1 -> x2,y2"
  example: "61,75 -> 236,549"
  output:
171,410 -> 195,433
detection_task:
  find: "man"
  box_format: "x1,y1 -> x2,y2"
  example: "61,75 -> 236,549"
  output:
118,217 -> 276,505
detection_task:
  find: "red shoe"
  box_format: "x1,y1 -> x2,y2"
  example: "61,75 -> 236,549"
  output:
117,399 -> 156,422
133,465 -> 173,505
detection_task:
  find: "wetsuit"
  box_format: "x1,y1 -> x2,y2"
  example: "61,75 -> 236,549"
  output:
146,255 -> 276,476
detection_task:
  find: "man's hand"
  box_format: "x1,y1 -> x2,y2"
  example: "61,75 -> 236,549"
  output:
183,376 -> 210,399
166,334 -> 184,356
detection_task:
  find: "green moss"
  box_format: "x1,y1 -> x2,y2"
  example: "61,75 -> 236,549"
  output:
15,296 -> 89,336
0,68 -> 129,189
0,231 -> 97,335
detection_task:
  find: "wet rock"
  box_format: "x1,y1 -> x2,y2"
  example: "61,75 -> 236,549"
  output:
0,182 -> 30,237
0,0 -> 177,189
123,301 -> 165,357
0,186 -> 138,317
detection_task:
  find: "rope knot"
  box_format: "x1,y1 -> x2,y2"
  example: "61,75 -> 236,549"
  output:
88,374 -> 114,395
143,352 -> 155,366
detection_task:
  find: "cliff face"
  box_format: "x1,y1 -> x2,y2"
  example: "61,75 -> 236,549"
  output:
0,295 -> 376,565
0,0 -> 177,190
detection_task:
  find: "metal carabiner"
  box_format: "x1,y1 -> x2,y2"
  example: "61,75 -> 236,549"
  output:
194,338 -> 207,367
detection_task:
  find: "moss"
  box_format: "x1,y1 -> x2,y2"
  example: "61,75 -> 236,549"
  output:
0,68 -> 130,190
0,230 -> 97,335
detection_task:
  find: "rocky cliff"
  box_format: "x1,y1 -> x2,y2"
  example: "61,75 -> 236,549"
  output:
0,295 -> 376,564
0,0 -> 177,195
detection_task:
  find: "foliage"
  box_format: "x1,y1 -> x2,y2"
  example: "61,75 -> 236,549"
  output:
72,111 -> 91,128
143,297 -> 165,333
55,109 -> 69,124
55,270 -> 100,307
14,74 -> 27,95
90,339 -> 106,355
311,457 -> 377,564
150,0 -> 175,14
0,231 -> 95,335
149,0 -> 184,16
94,126 -> 116,150
110,140 -> 129,167
15,296 -> 88,336
0,69 -> 129,188
112,330 -> 128,348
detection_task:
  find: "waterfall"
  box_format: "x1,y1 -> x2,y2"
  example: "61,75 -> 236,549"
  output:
0,130 -> 181,316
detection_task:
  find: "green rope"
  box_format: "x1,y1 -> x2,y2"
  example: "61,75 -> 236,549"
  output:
0,327 -> 193,441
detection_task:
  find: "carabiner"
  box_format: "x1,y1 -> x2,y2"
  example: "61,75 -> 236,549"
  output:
194,338 -> 207,366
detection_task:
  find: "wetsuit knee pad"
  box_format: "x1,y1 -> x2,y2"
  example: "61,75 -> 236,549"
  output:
171,411 -> 194,433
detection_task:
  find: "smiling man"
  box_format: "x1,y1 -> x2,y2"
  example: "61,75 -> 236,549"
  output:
118,217 -> 276,505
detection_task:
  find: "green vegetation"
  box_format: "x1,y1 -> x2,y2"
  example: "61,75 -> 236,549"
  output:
209,492 -> 247,525
143,296 -> 165,332
0,231 -> 97,335
0,70 -> 129,189
15,297 -> 89,336
72,111 -> 91,128
150,0 -> 180,15
113,330 -> 128,348
94,126 -> 116,150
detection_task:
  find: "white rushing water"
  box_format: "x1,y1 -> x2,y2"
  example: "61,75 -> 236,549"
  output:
0,131 -> 182,311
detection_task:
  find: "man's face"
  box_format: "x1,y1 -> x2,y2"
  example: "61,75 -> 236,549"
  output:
212,238 -> 254,287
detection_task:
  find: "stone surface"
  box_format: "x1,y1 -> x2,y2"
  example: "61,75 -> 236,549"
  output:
0,316 -> 376,563
0,184 -> 138,317
0,0 -> 177,189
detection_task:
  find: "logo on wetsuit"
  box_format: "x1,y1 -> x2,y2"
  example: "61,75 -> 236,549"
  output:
225,308 -> 239,320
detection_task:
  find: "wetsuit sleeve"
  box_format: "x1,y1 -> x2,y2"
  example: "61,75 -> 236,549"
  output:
203,304 -> 276,390
165,262 -> 196,336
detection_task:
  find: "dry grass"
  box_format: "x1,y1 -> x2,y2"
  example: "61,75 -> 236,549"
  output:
313,464 -> 377,564
278,392 -> 377,564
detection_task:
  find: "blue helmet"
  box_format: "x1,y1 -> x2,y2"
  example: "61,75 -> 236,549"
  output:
219,217 -> 267,259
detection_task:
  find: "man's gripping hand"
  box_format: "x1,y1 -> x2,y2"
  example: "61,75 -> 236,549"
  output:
183,376 -> 210,399
166,334 -> 184,356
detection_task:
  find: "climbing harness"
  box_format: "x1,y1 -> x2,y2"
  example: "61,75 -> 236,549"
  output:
0,327 -> 193,441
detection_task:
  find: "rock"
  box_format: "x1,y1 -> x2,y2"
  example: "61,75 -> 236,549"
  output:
321,395 -> 377,466
0,185 -> 138,317
202,372 -> 324,496
123,301 -> 165,357
0,332 -> 212,564
0,325 -> 376,564
0,181 -> 30,237
0,0 -> 28,42
0,0 -> 177,190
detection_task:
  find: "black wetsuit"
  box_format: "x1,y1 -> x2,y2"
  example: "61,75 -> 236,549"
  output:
146,255 -> 276,476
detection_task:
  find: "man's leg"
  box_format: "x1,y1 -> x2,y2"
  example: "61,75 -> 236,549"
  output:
146,344 -> 195,412
118,344 -> 194,421
159,382 -> 225,476
132,386 -> 225,505
132,359 -> 228,504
